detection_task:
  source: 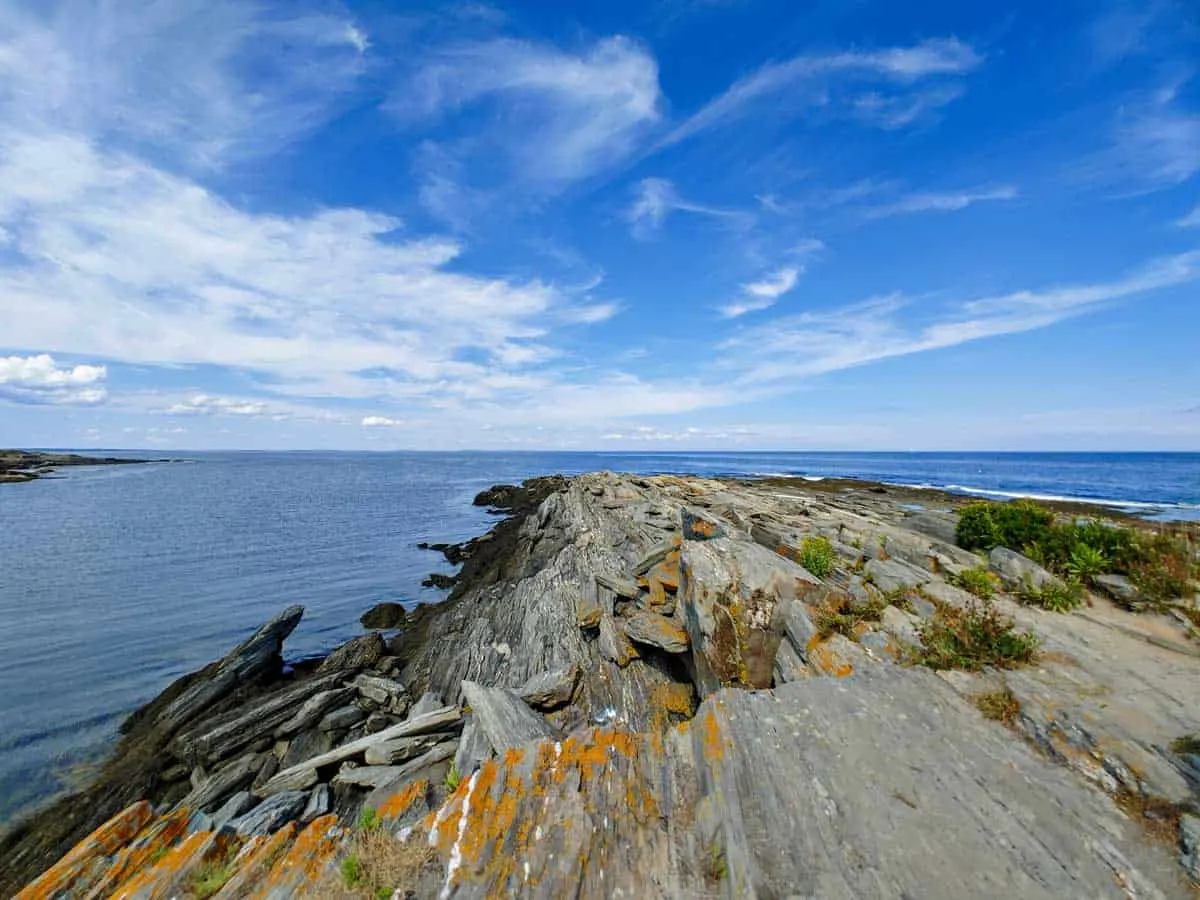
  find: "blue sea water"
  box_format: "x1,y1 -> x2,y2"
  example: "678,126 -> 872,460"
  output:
0,450 -> 1197,825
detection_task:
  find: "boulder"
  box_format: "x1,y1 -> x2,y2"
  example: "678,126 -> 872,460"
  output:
773,638 -> 808,684
272,685 -> 357,739
864,558 -> 931,593
621,611 -> 690,654
680,538 -> 815,696
359,602 -> 407,630
301,784 -> 330,824
454,717 -> 493,777
409,691 -> 444,719
226,791 -> 308,837
316,632 -> 385,673
211,791 -> 255,831
518,666 -> 580,711
597,615 -> 639,667
988,547 -> 1064,591
460,681 -> 554,754
354,674 -> 409,712
364,733 -> 446,766
1093,574 -> 1141,606
319,706 -> 366,733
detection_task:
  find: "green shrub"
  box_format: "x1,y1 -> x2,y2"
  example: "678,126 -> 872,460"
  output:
956,503 -> 999,550
358,807 -> 382,831
444,760 -> 461,791
799,535 -> 836,578
950,565 -> 996,600
191,854 -> 236,900
991,500 -> 1056,553
811,590 -> 886,641
910,601 -> 1040,671
1065,544 -> 1107,582
1127,532 -> 1195,603
1017,577 -> 1085,613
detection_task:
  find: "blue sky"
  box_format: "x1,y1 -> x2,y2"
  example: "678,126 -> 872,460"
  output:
0,0 -> 1197,451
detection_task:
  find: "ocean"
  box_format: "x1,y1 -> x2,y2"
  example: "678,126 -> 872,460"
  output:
0,450 -> 1197,825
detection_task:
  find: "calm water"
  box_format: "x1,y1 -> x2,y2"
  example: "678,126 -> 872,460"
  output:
1,450 -> 1198,824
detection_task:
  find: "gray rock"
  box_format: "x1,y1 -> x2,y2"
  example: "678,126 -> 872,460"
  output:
301,784 -> 330,824
864,557 -> 931,593
332,764 -> 410,790
319,705 -> 366,733
772,637 -> 808,684
157,605 -> 305,733
1094,573 -> 1141,606
597,615 -> 638,667
174,752 -> 261,814
518,666 -> 579,711
681,509 -> 726,541
211,790 -> 255,831
280,728 -> 333,770
226,790 -> 309,837
409,691 -> 444,719
880,605 -> 923,649
621,610 -> 691,654
454,717 -> 493,777
680,537 -> 815,696
594,573 -> 641,600
359,602 -> 406,630
632,541 -> 675,576
461,681 -> 554,753
272,685 -> 357,740
316,631 -> 386,674
908,593 -> 937,619
354,673 -> 408,710
364,712 -> 397,734
257,705 -> 462,796
1180,815 -> 1200,883
989,546 -> 1065,591
364,733 -> 446,766
920,579 -> 976,610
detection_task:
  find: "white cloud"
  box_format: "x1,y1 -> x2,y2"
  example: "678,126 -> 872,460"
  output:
167,395 -> 268,417
362,415 -> 404,427
394,36 -> 661,191
0,0 -> 368,169
1179,205 -> 1200,227
1094,80 -> 1200,191
723,250 -> 1200,384
720,266 -> 801,318
0,353 -> 107,405
627,178 -> 747,238
864,185 -> 1018,219
852,84 -> 965,129
661,38 -> 981,147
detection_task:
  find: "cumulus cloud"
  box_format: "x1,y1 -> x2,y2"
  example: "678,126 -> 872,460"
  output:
362,415 -> 404,427
0,353 -> 107,405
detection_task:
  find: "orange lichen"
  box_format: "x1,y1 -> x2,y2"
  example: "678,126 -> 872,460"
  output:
650,560 -> 680,592
698,707 -> 726,763
88,808 -> 191,895
806,636 -> 855,678
379,777 -> 430,822
15,800 -> 154,900
250,814 -> 342,898
107,828 -> 239,897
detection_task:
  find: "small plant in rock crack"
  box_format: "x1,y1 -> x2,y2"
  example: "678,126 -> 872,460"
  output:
799,535 -> 836,578
1064,544 -> 1107,583
444,760 -> 461,791
1017,577 -> 1085,613
358,807 -> 382,831
972,688 -> 1021,725
705,843 -> 728,882
949,565 -> 997,600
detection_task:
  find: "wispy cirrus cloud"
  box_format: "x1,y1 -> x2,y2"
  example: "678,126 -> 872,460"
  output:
393,34 -> 662,213
864,184 -> 1019,219
1178,205 -> 1200,227
719,266 -> 800,318
0,353 -> 107,405
660,37 -> 982,148
626,178 -> 748,238
1089,79 -> 1200,192
723,250 -> 1200,384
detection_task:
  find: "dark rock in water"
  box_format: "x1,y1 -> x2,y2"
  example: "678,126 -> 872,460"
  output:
473,483 -> 526,510
316,632 -> 385,674
360,602 -> 406,630
420,541 -> 469,564
422,572 -> 457,590
226,791 -> 308,837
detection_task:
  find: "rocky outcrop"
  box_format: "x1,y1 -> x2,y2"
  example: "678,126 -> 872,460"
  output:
8,472 -> 1200,897
0,449 -> 156,484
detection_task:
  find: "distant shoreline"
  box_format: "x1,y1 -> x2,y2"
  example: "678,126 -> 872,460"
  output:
0,450 -> 157,484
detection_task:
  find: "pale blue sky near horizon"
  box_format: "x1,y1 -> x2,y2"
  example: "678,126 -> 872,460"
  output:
0,0 -> 1197,451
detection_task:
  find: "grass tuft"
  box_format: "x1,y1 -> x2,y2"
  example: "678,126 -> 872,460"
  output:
1171,734 -> 1200,756
812,590 -> 886,641
949,565 -> 997,600
358,807 -> 382,831
190,848 -> 238,900
799,535 -> 836,578
971,688 -> 1021,725
1017,577 -> 1085,613
444,760 -> 461,791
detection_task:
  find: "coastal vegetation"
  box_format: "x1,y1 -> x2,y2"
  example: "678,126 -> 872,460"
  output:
798,534 -> 835,578
910,601 -> 1041,671
948,565 -> 997,600
955,499 -> 1198,604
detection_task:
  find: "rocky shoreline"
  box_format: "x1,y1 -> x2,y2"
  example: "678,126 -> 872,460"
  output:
0,449 -> 157,483
4,472 -> 1199,897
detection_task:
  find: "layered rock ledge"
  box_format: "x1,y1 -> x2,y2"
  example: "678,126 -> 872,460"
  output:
0,450 -> 155,483
5,472 -> 1199,898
